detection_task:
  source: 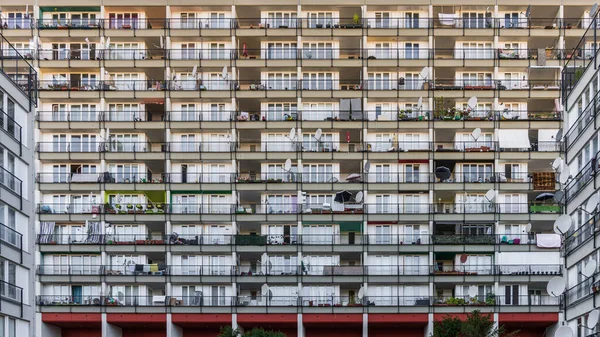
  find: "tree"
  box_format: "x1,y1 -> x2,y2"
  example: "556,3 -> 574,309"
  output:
432,310 -> 519,337
218,326 -> 287,337
433,314 -> 462,337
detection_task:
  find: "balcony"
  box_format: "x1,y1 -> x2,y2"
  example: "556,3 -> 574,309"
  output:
0,222 -> 22,251
37,265 -> 104,276
432,202 -> 561,214
0,280 -> 23,316
0,167 -> 22,197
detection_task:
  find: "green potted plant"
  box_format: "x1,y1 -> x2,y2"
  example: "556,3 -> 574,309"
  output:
352,13 -> 362,28
485,293 -> 496,305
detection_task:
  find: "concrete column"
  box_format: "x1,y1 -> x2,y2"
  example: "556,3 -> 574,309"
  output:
167,314 -> 183,337
102,314 -> 122,337
362,313 -> 368,337
297,313 -> 304,337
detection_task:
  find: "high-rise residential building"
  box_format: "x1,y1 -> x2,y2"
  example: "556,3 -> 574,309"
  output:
0,1 -> 584,336
0,34 -> 37,337
561,7 -> 600,337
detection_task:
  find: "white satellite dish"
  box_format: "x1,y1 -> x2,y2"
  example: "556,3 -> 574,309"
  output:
221,66 -> 228,79
105,37 -> 111,49
551,157 -> 564,171
553,215 -> 573,235
587,309 -> 600,328
555,129 -> 563,142
559,169 -> 570,185
525,223 -> 532,233
289,128 -> 296,140
364,161 -> 371,173
467,96 -> 478,110
315,128 -> 323,141
502,111 -> 514,120
547,276 -> 566,297
355,191 -> 364,203
583,260 -> 598,278
471,128 -> 482,141
554,326 -> 573,337
159,36 -> 164,49
284,159 -> 292,172
192,65 -> 198,78
484,189 -> 496,202
592,3 -> 599,16
419,67 -> 429,80
467,285 -> 478,298
586,194 -> 599,214
85,37 -> 90,44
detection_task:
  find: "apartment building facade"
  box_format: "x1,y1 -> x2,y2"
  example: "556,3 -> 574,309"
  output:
0,34 -> 37,337
562,9 -> 600,337
0,0 -> 584,336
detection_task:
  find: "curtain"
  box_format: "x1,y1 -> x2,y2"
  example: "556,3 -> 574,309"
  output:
39,222 -> 56,243
85,221 -> 102,244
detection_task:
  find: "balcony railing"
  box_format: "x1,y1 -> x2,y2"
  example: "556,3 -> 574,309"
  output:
0,166 -> 22,196
0,108 -> 22,143
0,280 -> 23,303
0,222 -> 22,249
37,265 -> 104,275
168,110 -> 235,122
0,35 -> 37,106
36,294 -> 561,308
433,203 -> 561,214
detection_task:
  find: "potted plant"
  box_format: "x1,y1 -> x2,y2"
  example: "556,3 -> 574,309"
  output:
352,13 -> 362,28
485,293 -> 496,305
156,203 -> 165,213
135,204 -> 143,213
126,204 -> 134,214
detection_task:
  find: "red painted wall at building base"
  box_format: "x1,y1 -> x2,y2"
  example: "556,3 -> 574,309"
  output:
183,329 -> 221,337
122,329 -> 166,337
369,327 -> 425,337
305,327 -> 361,337
506,328 -> 545,337
62,328 -> 102,337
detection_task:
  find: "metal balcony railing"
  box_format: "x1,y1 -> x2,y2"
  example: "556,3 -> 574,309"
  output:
0,35 -> 37,106
0,167 -> 22,196
0,108 -> 22,143
0,222 -> 22,249
37,265 -> 104,275
36,294 -> 561,308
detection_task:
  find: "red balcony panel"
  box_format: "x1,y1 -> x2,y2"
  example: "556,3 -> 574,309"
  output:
303,313 -> 362,325
498,313 -> 559,325
369,327 -> 425,337
62,328 -> 102,337
42,313 -> 102,327
172,314 -> 232,327
368,314 -> 428,325
433,313 -> 469,321
107,313 -> 167,328
238,314 -> 297,325
123,329 -> 166,337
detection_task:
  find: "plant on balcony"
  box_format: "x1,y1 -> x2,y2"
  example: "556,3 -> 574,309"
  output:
433,311 -> 519,337
485,293 -> 496,306
445,297 -> 466,305
219,326 -> 287,337
352,13 -> 362,28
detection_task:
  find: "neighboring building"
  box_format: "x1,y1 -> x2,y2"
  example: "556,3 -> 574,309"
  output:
0,1 -> 583,336
562,9 -> 600,337
0,34 -> 37,337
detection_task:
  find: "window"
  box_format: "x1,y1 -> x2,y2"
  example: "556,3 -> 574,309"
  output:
109,104 -> 140,121
302,73 -> 334,90
462,12 -> 487,29
8,318 -> 15,337
265,12 -> 298,28
302,102 -> 332,121
308,12 -> 334,28
405,164 -> 420,183
302,42 -> 333,59
504,285 -> 520,305
304,164 -> 334,183
266,43 -> 297,59
373,12 -> 390,28
266,103 -> 297,121
374,164 -> 391,183
368,73 -> 392,90
461,163 -> 493,182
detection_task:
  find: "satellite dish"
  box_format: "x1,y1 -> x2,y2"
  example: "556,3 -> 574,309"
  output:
315,128 -> 322,141
586,194 -> 599,214
583,260 -> 598,278
592,3 -> 599,15
484,189 -> 496,202
467,286 -> 478,298
419,67 -> 429,80
192,65 -> 198,78
525,223 -> 532,233
85,37 -> 90,44
559,169 -> 570,185
357,286 -> 364,299
159,36 -> 164,49
105,37 -> 111,49
472,128 -> 482,141
551,157 -> 564,171
417,97 -> 423,108
547,276 -> 566,297
355,191 -> 364,203
467,96 -> 478,110
554,190 -> 566,203
555,129 -> 563,142
284,159 -> 292,172
289,128 -> 296,140
502,111 -> 514,120
554,326 -> 573,337
553,215 -> 572,235
525,5 -> 531,18
587,310 -> 600,328
364,161 -> 371,173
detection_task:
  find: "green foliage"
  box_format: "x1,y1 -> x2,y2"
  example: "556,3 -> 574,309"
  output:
219,326 -> 287,337
353,13 -> 361,24
433,315 -> 462,337
445,297 -> 466,305
431,311 -> 519,337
